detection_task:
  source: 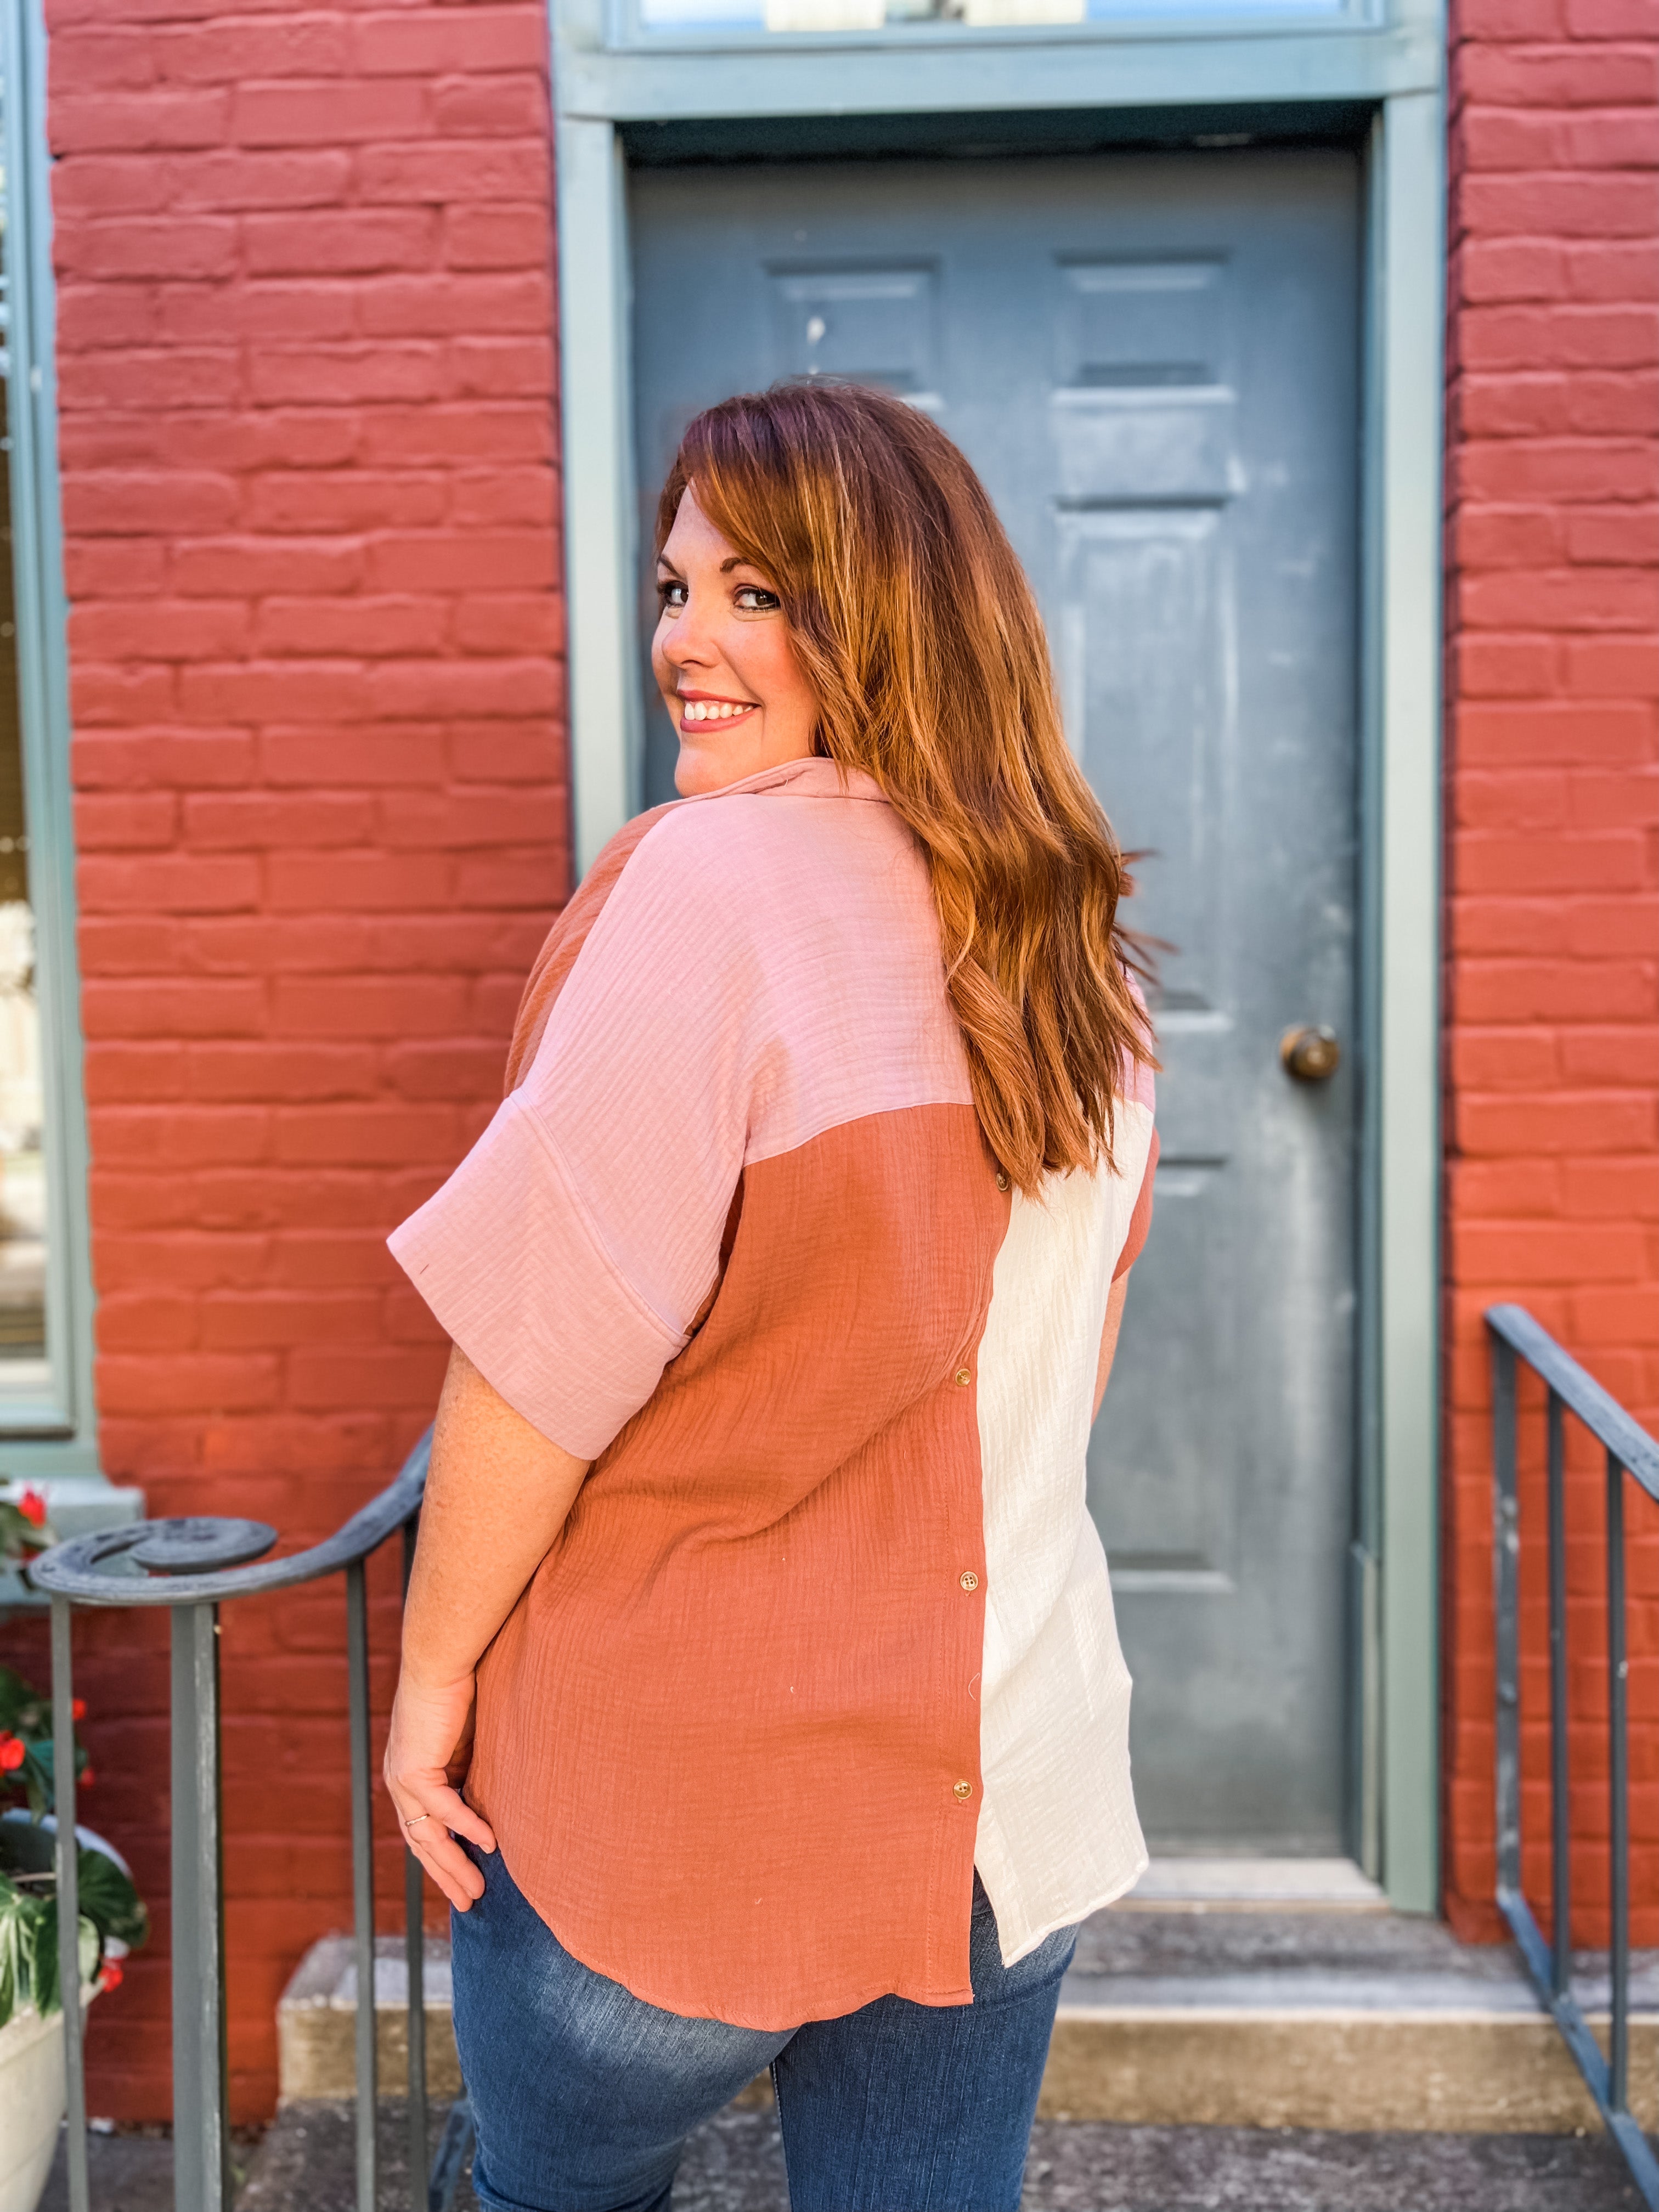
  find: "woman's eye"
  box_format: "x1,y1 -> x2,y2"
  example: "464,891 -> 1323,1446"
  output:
735,585 -> 780,612
658,579 -> 687,610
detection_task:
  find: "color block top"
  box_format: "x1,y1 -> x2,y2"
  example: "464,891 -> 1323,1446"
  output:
389,757 -> 1156,2027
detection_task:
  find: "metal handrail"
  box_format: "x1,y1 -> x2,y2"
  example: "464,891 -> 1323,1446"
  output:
27,1427 -> 471,2212
31,1441 -> 431,1607
1487,1305 -> 1658,2206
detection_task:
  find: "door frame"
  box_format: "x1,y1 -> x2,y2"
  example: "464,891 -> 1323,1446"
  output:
545,0 -> 1446,1915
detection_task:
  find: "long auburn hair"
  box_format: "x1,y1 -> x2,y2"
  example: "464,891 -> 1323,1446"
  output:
657,381 -> 1155,1196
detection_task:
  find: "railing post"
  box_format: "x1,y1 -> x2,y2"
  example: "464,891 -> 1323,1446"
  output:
170,1601 -> 229,2212
1491,1330 -> 1521,1906
1545,1389 -> 1570,1999
402,1510 -> 428,2211
1605,1448 -> 1629,2117
1483,1310 -> 1659,2210
346,1558 -> 377,2212
50,1595 -> 90,2212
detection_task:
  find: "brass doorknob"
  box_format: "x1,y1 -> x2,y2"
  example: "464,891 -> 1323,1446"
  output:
1280,1025 -> 1341,1082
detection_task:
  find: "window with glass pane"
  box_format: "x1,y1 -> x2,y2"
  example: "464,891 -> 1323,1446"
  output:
0,146 -> 47,1387
638,0 -> 1350,31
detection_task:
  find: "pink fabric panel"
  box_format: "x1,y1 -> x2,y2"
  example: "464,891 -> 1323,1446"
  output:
388,1092 -> 685,1459
388,761 -> 974,1459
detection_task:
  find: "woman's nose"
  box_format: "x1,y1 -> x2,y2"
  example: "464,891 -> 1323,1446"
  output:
661,601 -> 715,669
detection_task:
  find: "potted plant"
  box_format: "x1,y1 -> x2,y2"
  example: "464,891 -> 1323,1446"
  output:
0,1489 -> 148,2212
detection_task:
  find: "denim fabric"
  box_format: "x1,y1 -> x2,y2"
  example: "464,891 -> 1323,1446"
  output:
449,1843 -> 1076,2212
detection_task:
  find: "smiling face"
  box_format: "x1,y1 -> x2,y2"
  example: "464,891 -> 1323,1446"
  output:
652,487 -> 821,797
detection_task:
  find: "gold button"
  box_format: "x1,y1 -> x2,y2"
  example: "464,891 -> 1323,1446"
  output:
959,1570 -> 980,1593
955,1368 -> 971,1387
953,1780 -> 974,1802
995,1169 -> 1009,1192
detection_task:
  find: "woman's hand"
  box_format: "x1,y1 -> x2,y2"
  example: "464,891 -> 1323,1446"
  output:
382,1344 -> 592,1911
384,1667 -> 498,1912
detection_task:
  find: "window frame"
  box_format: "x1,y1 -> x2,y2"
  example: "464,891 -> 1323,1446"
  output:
0,0 -> 99,1465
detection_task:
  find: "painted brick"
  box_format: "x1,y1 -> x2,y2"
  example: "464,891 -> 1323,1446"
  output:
246,341 -> 445,407
446,335 -> 557,399
58,213 -> 239,281
169,146 -> 356,211
232,78 -> 429,148
242,207 -> 439,277
357,402 -> 554,467
442,204 -> 553,271
154,19 -> 355,85
356,137 -> 550,206
66,347 -> 242,413
1444,0 -> 1659,1963
45,0 -> 565,2124
352,9 -> 548,77
252,595 -> 452,658
1566,636 -> 1659,693
50,88 -> 232,154
66,470 -> 240,536
244,469 -> 449,532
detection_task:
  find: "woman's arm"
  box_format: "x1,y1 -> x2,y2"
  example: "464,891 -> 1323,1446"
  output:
1093,1272 -> 1130,1421
384,1344 -> 590,1910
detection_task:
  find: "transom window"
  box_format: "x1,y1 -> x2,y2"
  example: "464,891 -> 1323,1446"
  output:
634,0 -> 1357,36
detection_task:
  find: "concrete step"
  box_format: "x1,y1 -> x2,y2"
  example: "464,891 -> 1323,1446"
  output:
275,1886 -> 1658,2135
278,1933 -> 463,2105
1054,1902 -> 1657,2131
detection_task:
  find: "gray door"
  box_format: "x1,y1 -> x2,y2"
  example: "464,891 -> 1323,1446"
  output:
631,149 -> 1361,1854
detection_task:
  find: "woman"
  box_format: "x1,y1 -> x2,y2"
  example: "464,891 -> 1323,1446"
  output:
384,381 -> 1158,2212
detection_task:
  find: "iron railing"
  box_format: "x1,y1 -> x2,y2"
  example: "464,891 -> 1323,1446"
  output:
1488,1303 -> 1659,2205
28,1427 -> 475,2212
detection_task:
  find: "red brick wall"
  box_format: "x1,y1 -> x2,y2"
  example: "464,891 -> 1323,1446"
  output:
1443,0 -> 1659,1943
41,0 -> 566,2119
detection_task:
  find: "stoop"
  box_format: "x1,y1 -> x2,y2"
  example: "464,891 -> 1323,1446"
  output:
278,1936 -> 463,2106
276,1863 -> 1657,2132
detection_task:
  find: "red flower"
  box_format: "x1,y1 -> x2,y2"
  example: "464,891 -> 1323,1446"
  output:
0,1734 -> 23,1772
71,1699 -> 86,1722
16,1488 -> 46,1527
80,1767 -> 95,1787
99,1961 -> 123,1993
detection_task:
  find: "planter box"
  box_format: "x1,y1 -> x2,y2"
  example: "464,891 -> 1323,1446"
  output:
0,2005 -> 66,2212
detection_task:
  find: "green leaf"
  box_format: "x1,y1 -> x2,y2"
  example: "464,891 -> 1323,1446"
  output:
76,1847 -> 148,1952
0,1665 -> 49,1735
0,1871 -> 53,2029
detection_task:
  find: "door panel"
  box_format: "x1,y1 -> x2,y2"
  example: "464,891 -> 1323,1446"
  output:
631,150 -> 1361,1852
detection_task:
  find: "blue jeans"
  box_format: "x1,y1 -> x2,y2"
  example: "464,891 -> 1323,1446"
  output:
449,1844 -> 1076,2212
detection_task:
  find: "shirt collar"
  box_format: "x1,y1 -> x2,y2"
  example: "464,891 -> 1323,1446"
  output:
690,755 -> 887,806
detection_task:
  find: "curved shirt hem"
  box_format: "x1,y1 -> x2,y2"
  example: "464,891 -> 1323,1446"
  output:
493,1835 -> 977,2030
992,1847 -> 1150,1970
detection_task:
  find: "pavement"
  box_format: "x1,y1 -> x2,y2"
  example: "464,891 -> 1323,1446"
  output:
37,2098 -> 1647,2210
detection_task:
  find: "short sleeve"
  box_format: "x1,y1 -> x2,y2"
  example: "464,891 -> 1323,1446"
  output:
1111,1127 -> 1159,1282
1110,990 -> 1157,1284
388,814 -> 760,1460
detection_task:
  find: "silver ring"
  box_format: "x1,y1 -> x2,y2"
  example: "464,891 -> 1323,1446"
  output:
404,1814 -> 431,1829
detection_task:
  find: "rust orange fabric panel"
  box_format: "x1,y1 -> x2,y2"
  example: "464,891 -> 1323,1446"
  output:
467,1103 -> 1011,2028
